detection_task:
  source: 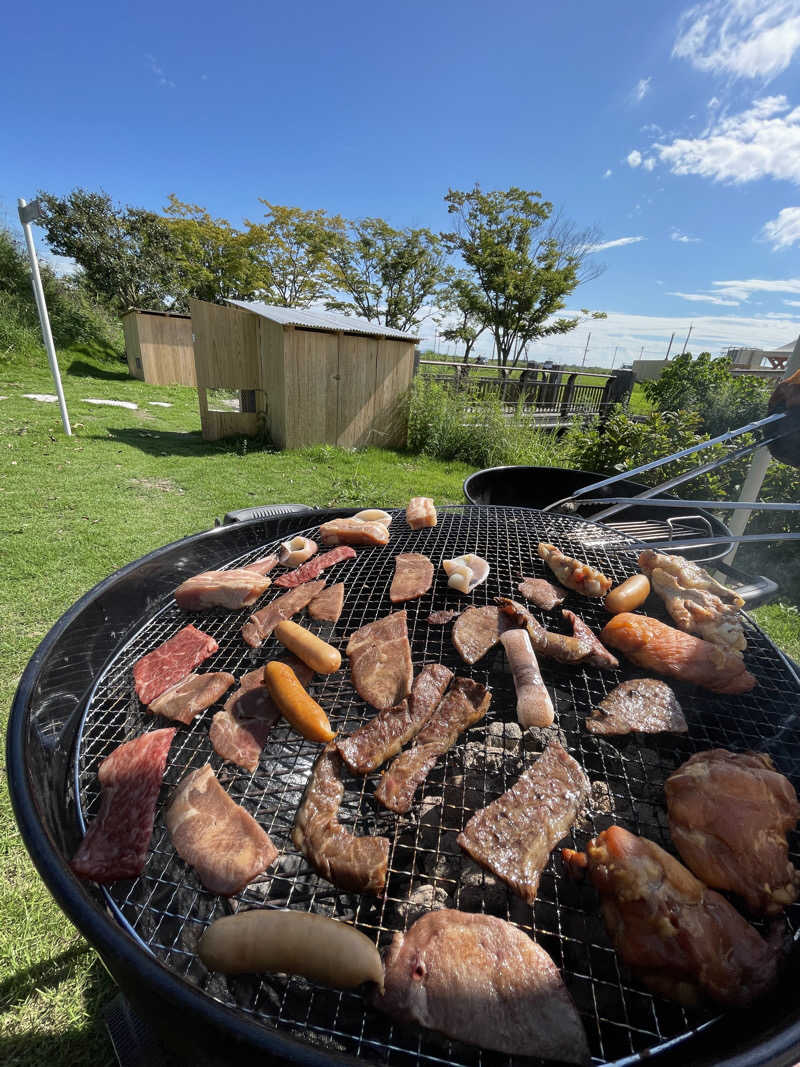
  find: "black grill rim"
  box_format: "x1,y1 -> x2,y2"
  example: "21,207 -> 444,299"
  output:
7,505 -> 800,1067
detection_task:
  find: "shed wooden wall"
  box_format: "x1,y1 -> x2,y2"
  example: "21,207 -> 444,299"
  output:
189,300 -> 415,448
122,311 -> 196,386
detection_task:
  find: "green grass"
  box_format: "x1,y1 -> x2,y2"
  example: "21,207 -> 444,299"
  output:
1,344 -> 798,1065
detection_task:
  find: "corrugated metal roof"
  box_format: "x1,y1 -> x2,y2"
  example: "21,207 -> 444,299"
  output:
226,300 -> 419,341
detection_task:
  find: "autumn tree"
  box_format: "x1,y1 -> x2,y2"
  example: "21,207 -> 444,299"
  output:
325,218 -> 446,332
441,185 -> 604,369
163,195 -> 257,305
37,189 -> 181,311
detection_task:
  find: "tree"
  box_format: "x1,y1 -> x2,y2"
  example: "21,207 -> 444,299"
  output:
244,201 -> 345,307
441,185 -> 604,369
163,195 -> 257,305
436,271 -> 488,363
37,189 -> 181,311
325,218 -> 446,331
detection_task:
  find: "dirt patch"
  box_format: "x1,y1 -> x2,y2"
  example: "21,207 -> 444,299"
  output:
128,477 -> 183,493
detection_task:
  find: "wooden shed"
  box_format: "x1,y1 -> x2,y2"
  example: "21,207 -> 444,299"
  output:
189,299 -> 419,448
122,309 -> 196,387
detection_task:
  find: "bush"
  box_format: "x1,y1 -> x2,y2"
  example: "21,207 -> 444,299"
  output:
642,352 -> 770,436
407,377 -> 564,468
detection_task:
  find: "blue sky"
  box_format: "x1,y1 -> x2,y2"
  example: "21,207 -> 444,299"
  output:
3,0 -> 800,365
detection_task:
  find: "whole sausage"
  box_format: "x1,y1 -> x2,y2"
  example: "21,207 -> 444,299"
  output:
273,620 -> 342,674
199,909 -> 384,991
264,661 -> 335,741
604,574 -> 651,615
500,628 -> 554,728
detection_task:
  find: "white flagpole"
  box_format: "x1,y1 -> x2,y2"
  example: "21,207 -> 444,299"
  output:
18,197 -> 71,435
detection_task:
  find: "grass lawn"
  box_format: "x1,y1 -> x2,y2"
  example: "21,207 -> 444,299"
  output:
1,345 -> 797,1065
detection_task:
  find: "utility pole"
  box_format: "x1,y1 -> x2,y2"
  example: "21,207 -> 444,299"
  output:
665,332 -> 675,361
18,198 -> 71,435
681,323 -> 693,355
581,332 -> 591,367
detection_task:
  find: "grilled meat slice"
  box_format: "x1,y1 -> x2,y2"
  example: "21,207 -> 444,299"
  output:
426,609 -> 460,625
665,749 -> 800,915
389,553 -> 434,603
563,609 -> 619,669
318,518 -> 390,547
274,546 -> 355,588
458,742 -> 589,903
292,743 -> 389,894
562,825 -> 779,1007
166,765 -> 277,896
71,728 -> 176,883
405,496 -> 437,529
346,610 -> 413,709
496,598 -> 591,664
337,664 -> 453,774
517,576 -> 567,609
375,910 -> 590,1064
586,679 -> 687,735
133,625 -> 219,705
243,555 -> 279,576
538,542 -> 611,597
241,580 -> 326,648
148,671 -> 235,725
639,549 -> 746,653
174,569 -> 272,611
452,605 -> 511,664
600,613 -> 756,694
307,582 -> 345,622
375,678 -> 490,813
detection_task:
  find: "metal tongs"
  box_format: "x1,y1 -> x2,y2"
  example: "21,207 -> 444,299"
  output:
545,377 -> 800,552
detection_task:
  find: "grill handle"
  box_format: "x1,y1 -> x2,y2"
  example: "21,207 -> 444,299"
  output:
712,560 -> 778,608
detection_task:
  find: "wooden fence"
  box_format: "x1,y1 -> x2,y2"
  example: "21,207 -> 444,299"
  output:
418,361 -> 633,422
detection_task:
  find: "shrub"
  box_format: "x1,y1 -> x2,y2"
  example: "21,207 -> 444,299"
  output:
642,352 -> 770,437
407,377 -> 564,468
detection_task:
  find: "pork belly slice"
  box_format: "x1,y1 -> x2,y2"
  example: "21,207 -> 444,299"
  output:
241,580 -> 326,648
210,657 -> 314,772
243,554 -> 278,576
166,764 -> 277,895
452,605 -> 511,665
405,496 -> 437,530
562,825 -> 780,1007
274,546 -> 355,588
174,569 -> 272,611
375,678 -> 490,814
148,672 -> 235,725
389,553 -> 434,603
666,749 -> 800,915
517,576 -> 567,610
71,728 -> 176,883
337,664 -> 453,774
307,582 -> 345,623
458,742 -> 589,904
292,743 -> 389,894
346,610 -> 413,709
318,518 -> 390,547
586,679 -> 686,735
375,910 -> 589,1064
133,625 -> 219,705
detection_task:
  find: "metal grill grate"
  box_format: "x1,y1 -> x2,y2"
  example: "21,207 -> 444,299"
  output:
73,506 -> 800,1067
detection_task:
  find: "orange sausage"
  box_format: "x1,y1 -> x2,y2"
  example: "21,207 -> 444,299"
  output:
264,661 -> 335,741
273,620 -> 341,674
604,574 -> 650,614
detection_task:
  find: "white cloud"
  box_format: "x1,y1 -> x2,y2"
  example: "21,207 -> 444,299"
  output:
669,290 -> 741,305
712,276 -> 800,297
42,252 -> 79,277
643,157 -> 656,171
145,53 -> 176,88
656,95 -> 800,184
785,298 -> 800,305
673,0 -> 800,80
627,149 -> 643,167
708,96 -> 721,109
761,206 -> 800,247
603,168 -> 613,178
633,77 -> 652,102
587,236 -> 646,252
641,122 -> 663,134
671,229 -> 702,242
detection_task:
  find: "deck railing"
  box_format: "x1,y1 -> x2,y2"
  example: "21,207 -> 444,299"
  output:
417,360 -> 633,420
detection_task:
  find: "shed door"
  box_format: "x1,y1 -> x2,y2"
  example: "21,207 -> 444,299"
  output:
336,334 -> 378,448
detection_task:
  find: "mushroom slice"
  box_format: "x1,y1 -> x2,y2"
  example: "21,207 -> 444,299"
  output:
443,554 -> 490,594
278,536 -> 318,568
353,509 -> 393,527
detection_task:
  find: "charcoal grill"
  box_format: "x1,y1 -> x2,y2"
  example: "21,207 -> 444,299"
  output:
8,505 -> 800,1067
